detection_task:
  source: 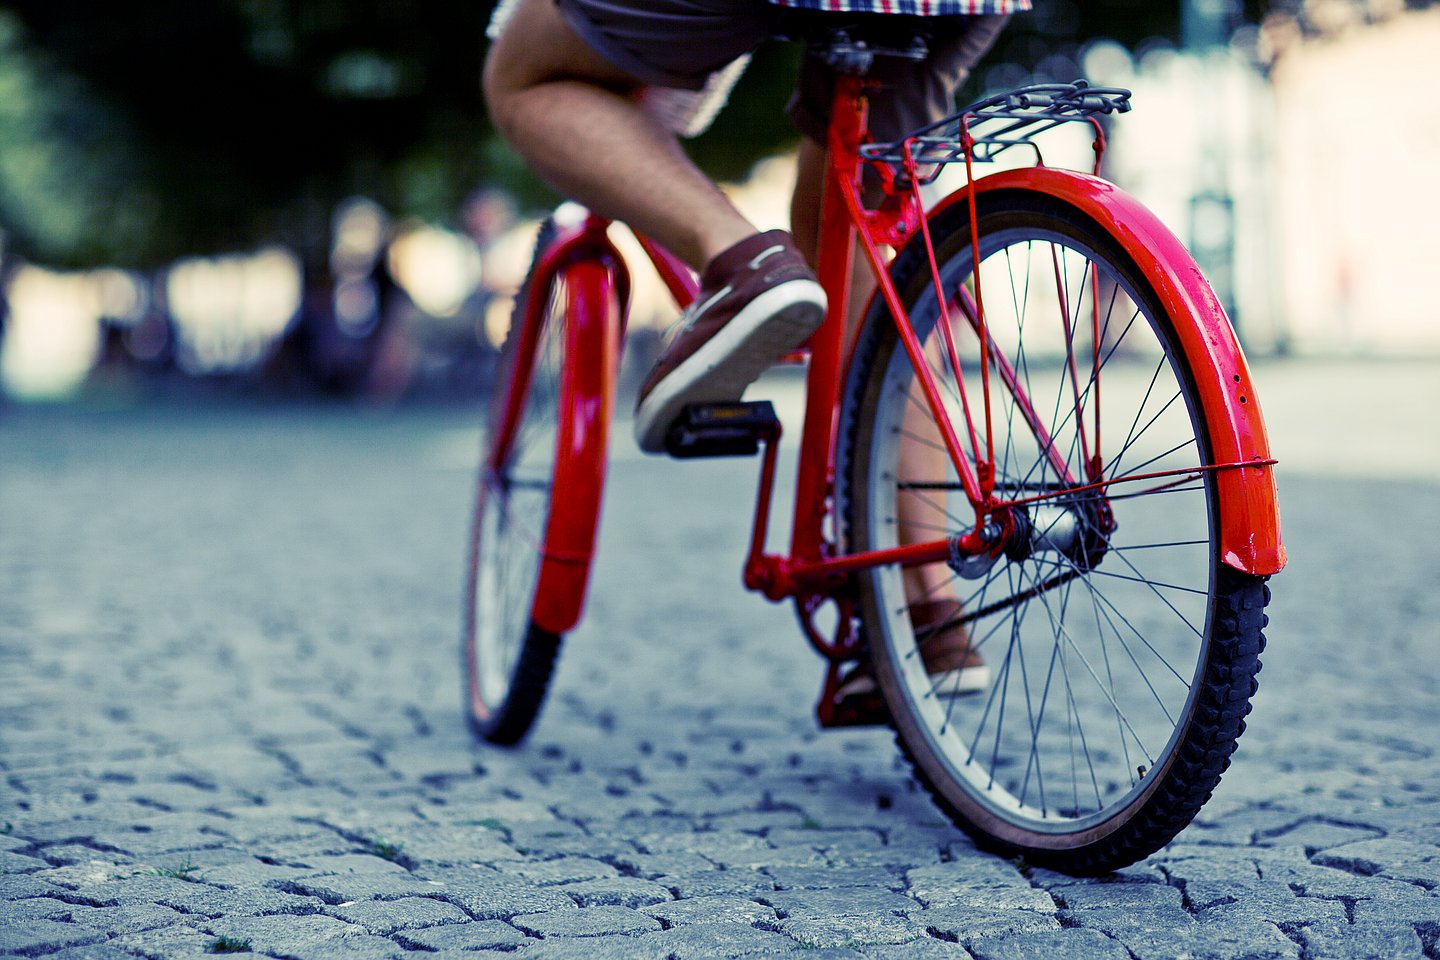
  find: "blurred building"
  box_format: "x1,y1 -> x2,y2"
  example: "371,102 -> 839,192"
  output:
1263,1 -> 1440,354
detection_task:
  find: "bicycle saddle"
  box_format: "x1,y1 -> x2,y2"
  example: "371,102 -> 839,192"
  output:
772,11 -> 933,74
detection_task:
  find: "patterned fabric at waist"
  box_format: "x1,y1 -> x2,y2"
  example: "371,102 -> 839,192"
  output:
766,0 -> 1030,15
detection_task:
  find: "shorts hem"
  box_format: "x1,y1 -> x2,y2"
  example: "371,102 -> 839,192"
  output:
555,0 -> 709,91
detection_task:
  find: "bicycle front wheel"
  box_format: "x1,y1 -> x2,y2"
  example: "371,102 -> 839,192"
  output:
839,191 -> 1269,873
462,222 -> 616,745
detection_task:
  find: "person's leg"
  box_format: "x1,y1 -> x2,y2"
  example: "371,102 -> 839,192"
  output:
790,17 -> 1009,695
483,0 -> 754,271
486,0 -> 825,453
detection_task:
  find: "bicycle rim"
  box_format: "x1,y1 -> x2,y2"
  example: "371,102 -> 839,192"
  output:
463,251 -> 566,744
843,193 -> 1266,870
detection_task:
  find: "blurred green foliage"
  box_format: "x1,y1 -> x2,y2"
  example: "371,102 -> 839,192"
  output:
0,1 -> 1264,269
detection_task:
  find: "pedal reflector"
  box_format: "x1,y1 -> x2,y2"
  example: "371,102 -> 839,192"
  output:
664,401 -> 780,459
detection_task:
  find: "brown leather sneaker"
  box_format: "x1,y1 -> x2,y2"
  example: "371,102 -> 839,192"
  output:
634,230 -> 825,453
838,598 -> 990,699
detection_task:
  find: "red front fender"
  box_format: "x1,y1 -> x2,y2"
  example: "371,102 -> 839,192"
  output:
928,168 -> 1286,576
518,216 -> 627,634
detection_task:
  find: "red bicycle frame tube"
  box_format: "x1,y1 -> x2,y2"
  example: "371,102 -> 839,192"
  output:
517,216 -> 626,635
739,77 -> 1283,591
532,76 -> 1283,631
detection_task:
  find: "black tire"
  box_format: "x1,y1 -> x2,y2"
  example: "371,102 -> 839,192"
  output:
462,221 -> 565,746
838,191 -> 1269,873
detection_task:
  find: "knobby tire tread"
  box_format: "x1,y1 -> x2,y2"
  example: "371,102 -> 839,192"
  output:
836,191 -> 1270,874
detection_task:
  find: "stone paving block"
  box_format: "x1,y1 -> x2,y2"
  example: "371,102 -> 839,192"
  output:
284,870 -> 449,903
1272,863 -> 1428,903
634,921 -> 802,959
1184,877 -> 1348,926
1154,856 -> 1261,883
493,857 -> 620,887
198,858 -> 321,888
1197,892 -> 1347,927
861,940 -> 972,959
778,913 -> 931,949
0,919 -> 106,955
1383,860 -> 1440,888
512,834 -> 638,862
1051,880 -> 1182,912
112,921 -> 219,959
68,902 -> 191,933
29,861 -> 138,892
917,906 -> 1062,944
1300,920 -> 1426,960
396,919 -> 532,951
1255,819 -> 1385,852
509,937 -> 667,960
510,905 -> 662,938
659,869 -> 776,898
640,895 -> 776,927
1351,893 -> 1440,926
1311,838 -> 1440,876
290,853 -> 412,875
0,849 -> 50,873
1066,904 -> 1197,938
372,824 -> 522,866
767,865 -> 903,891
761,887 -> 919,918
905,861 -> 1052,911
967,928 -> 1132,960
67,875 -> 230,913
42,944 -> 145,960
1031,861 -> 1169,887
87,817 -> 238,857
711,844 -> 832,871
325,896 -> 471,934
505,821 -> 593,854
607,851 -> 716,879
33,844 -> 137,868
2,896 -> 73,921
703,811 -> 813,833
633,829 -> 770,859
0,872 -> 68,900
179,885 -> 327,918
766,828 -> 887,850
558,876 -> 672,908
202,913 -> 371,955
1119,920 -> 1301,960
1182,878 -> 1272,911
429,874 -> 579,921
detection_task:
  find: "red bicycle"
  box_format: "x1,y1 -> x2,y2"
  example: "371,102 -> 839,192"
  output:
462,35 -> 1285,875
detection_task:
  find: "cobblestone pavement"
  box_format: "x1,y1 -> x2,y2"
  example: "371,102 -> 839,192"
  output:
3,359 -> 1439,959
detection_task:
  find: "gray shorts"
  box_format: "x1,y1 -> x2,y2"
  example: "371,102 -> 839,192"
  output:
554,0 -> 1007,143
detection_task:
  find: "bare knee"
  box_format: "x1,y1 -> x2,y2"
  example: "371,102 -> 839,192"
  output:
482,0 -> 641,141
482,29 -> 530,141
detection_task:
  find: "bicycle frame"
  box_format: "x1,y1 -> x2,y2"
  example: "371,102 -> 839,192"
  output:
529,73 -> 1285,673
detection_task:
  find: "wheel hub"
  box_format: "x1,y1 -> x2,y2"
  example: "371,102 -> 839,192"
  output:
948,495 -> 1113,580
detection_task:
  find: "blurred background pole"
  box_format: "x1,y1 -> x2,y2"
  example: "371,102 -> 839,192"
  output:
1182,0 -> 1242,340
1183,0 -> 1234,49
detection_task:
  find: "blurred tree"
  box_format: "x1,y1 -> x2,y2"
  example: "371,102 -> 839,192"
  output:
0,1 -> 1260,270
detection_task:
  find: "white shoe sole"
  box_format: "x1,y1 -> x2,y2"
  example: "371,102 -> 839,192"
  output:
634,279 -> 825,454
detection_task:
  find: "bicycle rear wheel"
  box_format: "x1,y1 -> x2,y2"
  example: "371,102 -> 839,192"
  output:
839,191 -> 1269,873
462,222 -> 616,745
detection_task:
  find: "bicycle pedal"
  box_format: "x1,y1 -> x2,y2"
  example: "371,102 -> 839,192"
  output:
664,401 -> 780,459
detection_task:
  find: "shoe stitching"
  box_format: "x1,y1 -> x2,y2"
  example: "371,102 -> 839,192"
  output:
662,283 -> 732,345
745,244 -> 786,270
